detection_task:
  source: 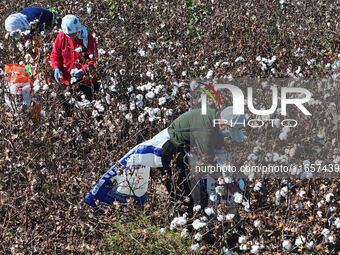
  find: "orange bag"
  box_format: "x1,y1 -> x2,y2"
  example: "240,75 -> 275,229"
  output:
4,64 -> 33,95
4,64 -> 41,119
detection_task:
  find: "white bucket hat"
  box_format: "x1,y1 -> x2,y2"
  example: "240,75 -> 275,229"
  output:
61,15 -> 88,47
61,15 -> 82,34
220,106 -> 245,142
5,13 -> 30,32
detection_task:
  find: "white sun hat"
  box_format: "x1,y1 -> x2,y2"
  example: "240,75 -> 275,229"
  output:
5,13 -> 30,32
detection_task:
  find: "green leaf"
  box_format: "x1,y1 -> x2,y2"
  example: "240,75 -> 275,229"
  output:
41,184 -> 51,191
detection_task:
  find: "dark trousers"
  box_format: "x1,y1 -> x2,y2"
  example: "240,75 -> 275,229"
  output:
161,140 -> 193,213
58,81 -> 100,116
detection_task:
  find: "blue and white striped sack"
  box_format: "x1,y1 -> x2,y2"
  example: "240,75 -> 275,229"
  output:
83,128 -> 170,211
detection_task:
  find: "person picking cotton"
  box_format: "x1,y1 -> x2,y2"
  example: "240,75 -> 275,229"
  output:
5,7 -> 61,35
50,14 -> 99,116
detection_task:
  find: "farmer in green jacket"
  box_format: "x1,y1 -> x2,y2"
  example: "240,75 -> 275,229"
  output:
162,106 -> 245,211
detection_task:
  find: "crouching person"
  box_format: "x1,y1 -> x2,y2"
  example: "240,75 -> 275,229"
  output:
5,7 -> 61,34
162,107 -> 246,213
50,14 -> 99,117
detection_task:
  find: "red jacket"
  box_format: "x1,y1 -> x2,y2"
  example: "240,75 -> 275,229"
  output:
50,32 -> 98,86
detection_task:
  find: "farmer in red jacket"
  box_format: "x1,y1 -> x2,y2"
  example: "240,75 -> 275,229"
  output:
50,14 -> 99,115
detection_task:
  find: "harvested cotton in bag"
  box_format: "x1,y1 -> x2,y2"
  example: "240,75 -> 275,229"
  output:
84,129 -> 170,212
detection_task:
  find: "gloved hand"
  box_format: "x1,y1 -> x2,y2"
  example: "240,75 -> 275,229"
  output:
54,68 -> 62,83
71,69 -> 83,78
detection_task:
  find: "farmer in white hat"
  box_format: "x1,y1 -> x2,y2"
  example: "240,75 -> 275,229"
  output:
50,14 -> 99,116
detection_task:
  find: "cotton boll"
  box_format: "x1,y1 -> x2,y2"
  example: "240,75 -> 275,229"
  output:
109,85 -> 116,92
298,190 -> 306,197
317,200 -> 324,208
279,127 -> 290,140
50,92 -> 56,98
205,70 -> 213,79
224,177 -> 233,183
282,240 -> 292,250
333,218 -> 340,228
87,3 -> 92,14
158,97 -> 166,105
98,48 -> 106,55
129,102 -> 136,111
302,160 -> 311,168
190,243 -> 199,252
138,48 -> 147,57
325,193 -> 334,202
193,205 -> 201,212
148,42 -> 156,49
145,91 -> 155,99
125,113 -> 133,121
275,190 -> 281,200
333,156 -> 340,164
138,114 -> 145,123
238,235 -> 247,244
200,216 -> 208,222
127,85 -> 134,93
171,86 -> 178,96
225,214 -> 234,222
74,47 -> 82,53
94,101 -> 105,112
105,94 -> 111,104
209,194 -> 217,202
254,220 -> 261,228
92,110 -> 99,118
204,207 -> 214,216
217,215 -> 224,222
118,104 -> 127,111
250,245 -> 260,254
289,146 -> 297,157
305,241 -> 314,249
317,211 -> 322,218
136,94 -> 144,101
215,186 -> 224,196
192,219 -> 206,230
194,233 -> 202,241
233,192 -> 243,203
235,56 -> 245,63
240,244 -> 247,251
25,39 -> 31,48
321,228 -> 330,236
280,186 -> 288,197
33,80 -> 40,93
254,182 -> 262,191
136,100 -> 143,108
218,178 -> 225,185
170,215 -> 187,230
295,235 -> 306,246
165,109 -> 173,116
42,84 -> 49,91
180,228 -> 188,237
272,153 -> 280,162
242,201 -> 250,212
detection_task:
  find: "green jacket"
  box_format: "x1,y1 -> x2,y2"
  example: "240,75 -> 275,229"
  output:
168,108 -> 224,159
